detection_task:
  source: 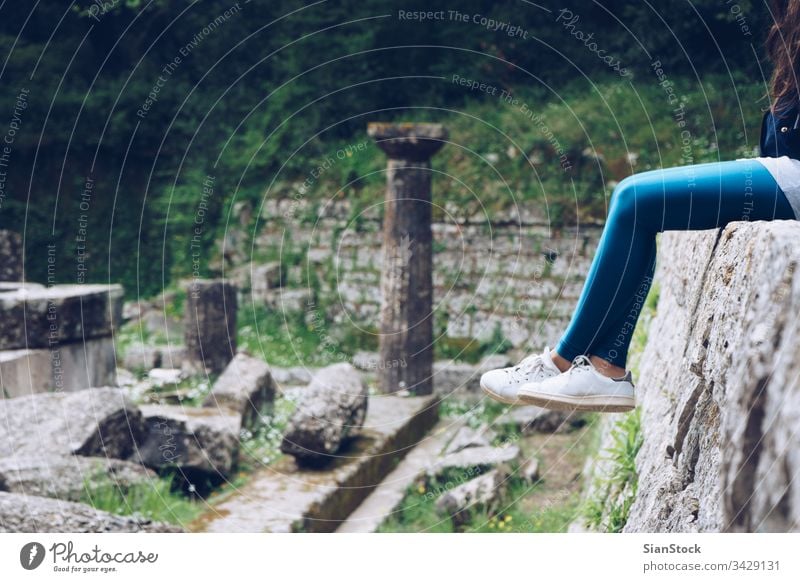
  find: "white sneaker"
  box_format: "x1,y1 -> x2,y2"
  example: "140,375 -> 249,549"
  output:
517,355 -> 635,412
479,346 -> 561,405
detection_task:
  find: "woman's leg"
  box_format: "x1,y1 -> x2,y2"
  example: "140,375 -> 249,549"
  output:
555,158 -> 796,372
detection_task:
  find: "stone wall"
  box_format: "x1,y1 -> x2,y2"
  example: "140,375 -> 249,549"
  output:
245,199 -> 602,350
584,221 -> 800,533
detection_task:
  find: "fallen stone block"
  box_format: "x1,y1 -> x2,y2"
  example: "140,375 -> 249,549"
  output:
147,368 -> 184,387
280,363 -> 368,466
519,458 -> 541,484
435,468 -> 507,526
496,405 -> 587,434
428,444 -> 521,477
0,387 -> 144,459
202,352 -> 275,430
0,284 -> 123,350
121,343 -> 186,372
0,492 -> 181,532
192,394 -> 439,532
271,366 -> 313,387
0,455 -> 157,501
136,404 -> 240,480
0,337 -> 117,398
444,424 -> 497,455
433,360 -> 480,394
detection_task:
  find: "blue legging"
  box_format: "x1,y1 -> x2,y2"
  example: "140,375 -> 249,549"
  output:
556,158 -> 797,368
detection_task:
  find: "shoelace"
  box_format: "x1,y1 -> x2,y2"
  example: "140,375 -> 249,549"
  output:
506,347 -> 551,378
569,354 -> 594,374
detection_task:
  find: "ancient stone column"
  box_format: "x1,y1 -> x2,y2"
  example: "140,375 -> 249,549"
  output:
183,279 -> 237,375
367,123 -> 447,395
0,230 -> 23,282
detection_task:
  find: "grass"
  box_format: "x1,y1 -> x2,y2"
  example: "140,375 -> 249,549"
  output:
581,409 -> 643,532
80,472 -> 203,526
578,274 -> 658,532
237,397 -> 296,471
379,412 -> 602,533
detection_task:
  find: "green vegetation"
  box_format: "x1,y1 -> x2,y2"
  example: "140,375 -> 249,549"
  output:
80,472 -> 203,526
579,273 -> 658,532
1,1 -> 774,298
581,409 -> 644,532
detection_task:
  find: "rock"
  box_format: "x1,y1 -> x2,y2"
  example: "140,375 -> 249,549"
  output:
280,363 -> 368,466
0,455 -> 157,501
147,368 -> 184,387
435,468 -> 507,526
0,492 -> 181,532
478,353 -> 513,374
263,288 -> 312,312
351,351 -> 380,371
0,337 -> 117,398
250,262 -> 282,300
0,284 -> 123,350
0,387 -> 144,459
271,366 -> 314,387
444,425 -> 497,455
0,230 -> 23,282
202,352 -> 275,430
496,406 -> 587,434
583,222 -> 800,532
136,404 -> 240,479
121,343 -> 186,372
0,282 -> 43,293
519,458 -> 541,483
429,444 -> 521,477
183,279 -> 237,375
433,360 -> 480,394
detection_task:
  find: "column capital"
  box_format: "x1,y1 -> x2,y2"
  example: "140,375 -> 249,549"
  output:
367,122 -> 447,161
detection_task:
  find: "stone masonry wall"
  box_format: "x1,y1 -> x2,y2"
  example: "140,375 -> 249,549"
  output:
245,198 -> 602,350
586,221 -> 800,532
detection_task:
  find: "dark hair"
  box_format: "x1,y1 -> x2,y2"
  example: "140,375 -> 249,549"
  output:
766,0 -> 800,114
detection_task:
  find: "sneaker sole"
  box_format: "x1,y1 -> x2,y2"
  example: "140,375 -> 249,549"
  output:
479,381 -> 521,406
516,390 -> 635,413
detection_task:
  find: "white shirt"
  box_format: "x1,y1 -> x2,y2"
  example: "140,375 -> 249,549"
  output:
751,156 -> 800,219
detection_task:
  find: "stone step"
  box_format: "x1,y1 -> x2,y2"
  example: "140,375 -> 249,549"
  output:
190,393 -> 439,532
336,418 -> 464,533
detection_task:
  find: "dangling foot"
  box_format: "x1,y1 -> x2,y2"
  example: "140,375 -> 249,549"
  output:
479,346 -> 562,405
517,355 -> 635,412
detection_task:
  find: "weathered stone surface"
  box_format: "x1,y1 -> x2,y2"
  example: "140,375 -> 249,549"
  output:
0,492 -> 181,532
0,387 -> 144,459
202,352 -> 274,430
0,230 -> 23,282
183,279 -> 237,375
147,368 -> 184,387
435,468 -> 506,526
433,360 -> 480,394
121,343 -> 186,372
584,222 -> 800,532
0,284 -> 123,350
271,366 -> 313,387
0,337 -> 116,398
444,425 -> 496,455
136,404 -> 240,479
280,363 -> 368,465
250,262 -> 282,300
495,406 -> 587,434
519,458 -> 541,484
192,394 -> 439,532
428,444 -> 520,477
0,455 -> 157,501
